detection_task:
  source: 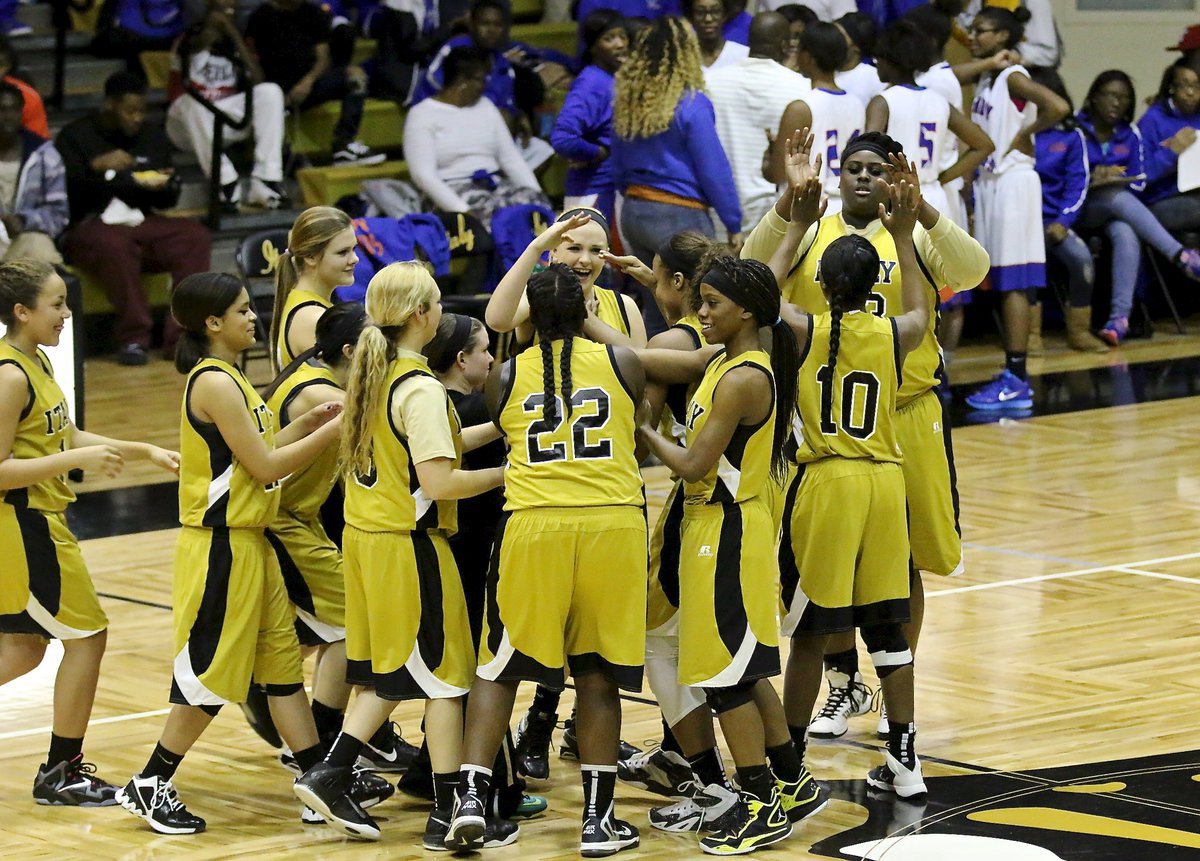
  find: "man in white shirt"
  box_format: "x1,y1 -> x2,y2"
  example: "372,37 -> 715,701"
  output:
708,12 -> 811,227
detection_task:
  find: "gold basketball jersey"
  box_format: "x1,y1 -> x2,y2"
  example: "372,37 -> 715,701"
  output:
498,337 -> 642,510
661,315 -> 706,444
277,289 -> 332,368
0,341 -> 73,512
179,358 -> 281,528
683,349 -> 775,505
343,358 -> 462,533
789,215 -> 939,406
792,311 -> 902,465
266,362 -> 341,519
531,284 -> 631,346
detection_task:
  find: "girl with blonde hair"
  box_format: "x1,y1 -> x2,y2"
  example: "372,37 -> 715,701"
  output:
611,17 -> 743,267
293,262 -> 510,848
271,206 -> 357,371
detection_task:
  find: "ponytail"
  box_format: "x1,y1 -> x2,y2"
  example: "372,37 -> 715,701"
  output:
175,329 -> 211,375
269,249 -> 301,372
170,272 -> 244,375
766,318 -> 800,483
338,325 -> 392,480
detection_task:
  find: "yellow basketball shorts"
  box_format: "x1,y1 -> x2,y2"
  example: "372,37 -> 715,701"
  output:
343,526 -> 474,701
763,460 -> 798,539
0,505 -> 107,639
677,499 -> 780,688
266,511 -> 346,646
478,506 -> 647,692
647,479 -> 686,634
897,389 -> 963,577
171,526 -> 304,707
779,459 -> 911,636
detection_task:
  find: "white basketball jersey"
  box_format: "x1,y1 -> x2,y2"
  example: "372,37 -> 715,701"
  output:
805,87 -> 865,216
972,64 -> 1037,176
881,85 -> 952,189
916,61 -> 962,111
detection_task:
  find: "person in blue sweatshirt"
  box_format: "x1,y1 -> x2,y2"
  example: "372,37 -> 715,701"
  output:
611,16 -> 741,271
550,10 -> 629,224
1032,72 -> 1105,353
1138,58 -> 1200,236
1074,68 -> 1200,345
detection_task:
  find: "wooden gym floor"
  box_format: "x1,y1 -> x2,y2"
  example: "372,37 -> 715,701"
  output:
4,329 -> 1200,860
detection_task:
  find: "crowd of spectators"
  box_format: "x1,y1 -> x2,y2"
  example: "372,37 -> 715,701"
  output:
4,0 -> 1200,377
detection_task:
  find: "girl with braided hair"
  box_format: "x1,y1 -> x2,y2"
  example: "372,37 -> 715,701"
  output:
777,175 -> 932,801
448,263 -> 647,856
636,255 -> 809,854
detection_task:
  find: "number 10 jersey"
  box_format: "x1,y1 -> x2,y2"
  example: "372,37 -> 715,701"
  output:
497,337 -> 643,511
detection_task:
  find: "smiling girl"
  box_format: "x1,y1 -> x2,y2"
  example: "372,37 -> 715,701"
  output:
0,259 -> 179,808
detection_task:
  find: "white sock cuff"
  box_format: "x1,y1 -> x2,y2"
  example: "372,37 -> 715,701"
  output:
580,763 -> 618,773
461,764 -> 493,778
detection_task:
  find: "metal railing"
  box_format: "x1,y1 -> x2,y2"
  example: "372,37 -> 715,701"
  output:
184,81 -> 255,229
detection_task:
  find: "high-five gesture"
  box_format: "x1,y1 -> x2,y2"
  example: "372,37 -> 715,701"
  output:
783,127 -> 823,191
532,212 -> 591,254
881,179 -> 921,239
886,152 -> 920,194
790,175 -> 826,229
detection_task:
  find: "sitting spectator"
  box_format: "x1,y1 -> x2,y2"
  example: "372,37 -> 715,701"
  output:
707,11 -> 810,228
0,36 -> 47,138
56,72 -> 211,366
1030,75 -> 1105,353
833,10 -> 883,106
550,10 -> 628,223
686,0 -> 748,74
245,0 -> 383,165
1139,58 -> 1200,237
612,16 -> 741,264
351,0 -> 455,105
775,3 -> 818,72
722,0 -> 750,45
414,0 -> 523,117
92,0 -> 188,73
167,0 -> 287,210
1072,69 -> 1200,345
0,83 -> 68,262
403,46 -> 548,227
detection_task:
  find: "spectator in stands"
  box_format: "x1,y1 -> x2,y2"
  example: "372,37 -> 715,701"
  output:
550,10 -> 628,223
351,0 -> 455,105
1029,72 -> 1105,354
775,3 -> 818,72
707,11 -> 809,228
684,0 -> 748,73
91,0 -> 188,73
833,10 -> 883,106
167,0 -> 287,210
1012,0 -> 1060,73
0,83 -> 68,262
722,0 -> 750,45
1139,58 -> 1200,237
1167,25 -> 1200,67
404,46 -> 548,227
0,0 -> 30,38
759,0 -> 853,19
574,0 -> 682,39
1072,69 -> 1200,344
56,72 -> 211,366
245,0 -> 383,165
612,16 -> 741,263
0,36 -> 46,138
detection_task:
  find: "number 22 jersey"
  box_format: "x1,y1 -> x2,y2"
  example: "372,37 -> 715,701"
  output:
497,337 -> 642,511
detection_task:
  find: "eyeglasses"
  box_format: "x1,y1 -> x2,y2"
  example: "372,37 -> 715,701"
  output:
1094,89 -> 1132,103
1172,81 -> 1200,93
692,7 -> 725,19
844,162 -> 894,177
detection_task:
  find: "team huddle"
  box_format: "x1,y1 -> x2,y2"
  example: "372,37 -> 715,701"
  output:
0,122 -> 986,857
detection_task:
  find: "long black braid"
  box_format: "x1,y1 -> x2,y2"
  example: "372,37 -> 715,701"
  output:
700,256 -> 800,482
527,263 -> 587,425
818,235 -> 880,378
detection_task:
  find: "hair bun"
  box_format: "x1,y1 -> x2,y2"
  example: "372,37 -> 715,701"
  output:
1013,7 -> 1032,23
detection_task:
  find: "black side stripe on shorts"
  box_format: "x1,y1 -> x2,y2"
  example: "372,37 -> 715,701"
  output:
889,317 -> 903,386
712,501 -> 748,659
16,504 -> 61,616
658,483 -> 687,610
484,511 -> 511,660
265,528 -> 315,614
935,367 -> 962,534
189,529 -> 234,677
412,531 -> 447,669
777,467 -> 804,610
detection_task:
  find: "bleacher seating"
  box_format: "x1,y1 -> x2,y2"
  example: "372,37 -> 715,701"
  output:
296,161 -> 411,207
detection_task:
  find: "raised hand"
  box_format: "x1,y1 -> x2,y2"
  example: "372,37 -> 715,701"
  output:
886,152 -> 920,192
600,251 -> 655,288
790,175 -> 826,228
783,127 -> 822,191
533,212 -> 590,253
880,180 -> 921,239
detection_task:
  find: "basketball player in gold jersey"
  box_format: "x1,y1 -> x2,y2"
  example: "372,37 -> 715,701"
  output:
744,129 -> 988,739
447,263 -> 646,856
777,176 -> 932,797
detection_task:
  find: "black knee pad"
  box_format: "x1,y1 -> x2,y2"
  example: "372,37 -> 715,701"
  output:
861,623 -> 912,680
264,682 -> 304,697
704,681 -> 756,715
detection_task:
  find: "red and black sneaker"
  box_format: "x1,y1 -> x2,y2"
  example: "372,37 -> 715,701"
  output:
33,755 -> 118,807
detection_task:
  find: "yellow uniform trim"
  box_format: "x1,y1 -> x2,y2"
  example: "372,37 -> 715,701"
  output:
276,288 -> 332,368
0,342 -> 73,512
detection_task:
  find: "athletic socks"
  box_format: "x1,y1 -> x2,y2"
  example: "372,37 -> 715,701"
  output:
824,647 -> 858,686
293,743 -> 324,774
1005,351 -> 1028,381
581,764 -> 617,819
661,718 -> 683,756
325,732 -> 367,768
787,724 -> 808,762
46,733 -> 82,767
311,700 -> 344,743
141,742 -> 184,781
433,772 -> 459,811
887,721 -> 917,771
530,685 -> 562,716
687,747 -> 732,791
459,764 -> 493,800
765,740 -> 803,782
734,764 -> 775,803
